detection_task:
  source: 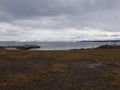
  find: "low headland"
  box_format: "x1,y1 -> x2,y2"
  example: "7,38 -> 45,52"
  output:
0,45 -> 120,90
0,45 -> 40,50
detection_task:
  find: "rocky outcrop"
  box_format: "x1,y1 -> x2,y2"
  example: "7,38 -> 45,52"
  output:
0,45 -> 40,50
14,45 -> 40,50
0,46 -> 4,50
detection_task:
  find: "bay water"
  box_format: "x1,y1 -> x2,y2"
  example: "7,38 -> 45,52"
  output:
0,41 -> 120,50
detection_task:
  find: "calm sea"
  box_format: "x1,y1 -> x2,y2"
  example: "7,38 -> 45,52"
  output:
0,41 -> 120,50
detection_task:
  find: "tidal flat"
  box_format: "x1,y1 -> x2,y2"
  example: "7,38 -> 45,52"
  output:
0,46 -> 120,90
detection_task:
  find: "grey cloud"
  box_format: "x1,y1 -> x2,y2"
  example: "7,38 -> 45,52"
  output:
0,0 -> 120,41
0,0 -> 119,19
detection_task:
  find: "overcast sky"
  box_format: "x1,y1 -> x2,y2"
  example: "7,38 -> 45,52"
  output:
0,0 -> 120,41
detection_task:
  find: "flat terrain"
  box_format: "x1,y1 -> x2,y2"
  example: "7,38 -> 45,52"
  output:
0,48 -> 120,90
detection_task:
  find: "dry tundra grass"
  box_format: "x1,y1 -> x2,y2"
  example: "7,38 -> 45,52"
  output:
0,46 -> 120,90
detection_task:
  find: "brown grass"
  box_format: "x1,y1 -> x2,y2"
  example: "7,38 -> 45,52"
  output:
0,74 -> 31,87
0,48 -> 120,62
0,48 -> 120,89
102,67 -> 120,87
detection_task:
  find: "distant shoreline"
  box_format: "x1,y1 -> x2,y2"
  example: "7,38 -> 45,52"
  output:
0,40 -> 120,43
78,40 -> 120,42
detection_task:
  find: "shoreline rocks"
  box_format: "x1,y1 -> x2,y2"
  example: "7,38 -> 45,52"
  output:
0,45 -> 41,50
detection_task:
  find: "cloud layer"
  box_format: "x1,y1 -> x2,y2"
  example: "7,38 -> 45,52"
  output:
0,0 -> 120,41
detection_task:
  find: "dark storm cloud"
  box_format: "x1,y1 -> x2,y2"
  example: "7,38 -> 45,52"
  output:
0,0 -> 119,19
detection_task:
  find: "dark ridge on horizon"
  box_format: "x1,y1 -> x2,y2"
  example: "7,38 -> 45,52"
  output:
78,40 -> 120,42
